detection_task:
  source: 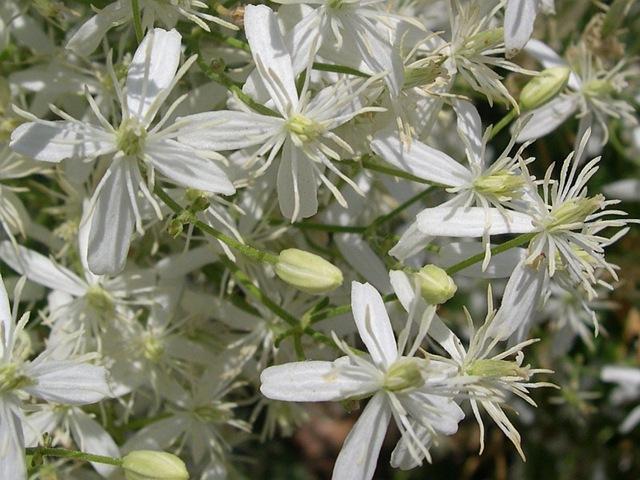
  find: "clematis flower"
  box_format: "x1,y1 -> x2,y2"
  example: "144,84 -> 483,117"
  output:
10,28 -> 234,275
0,275 -> 111,480
260,281 -> 464,479
177,5 -> 381,221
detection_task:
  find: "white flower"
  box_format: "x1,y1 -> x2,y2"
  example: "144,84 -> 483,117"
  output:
260,281 -> 463,479
177,5 -> 380,221
372,99 -> 533,261
10,28 -> 235,275
601,366 -> 640,433
66,0 -> 238,57
517,40 -> 638,151
0,276 -> 111,479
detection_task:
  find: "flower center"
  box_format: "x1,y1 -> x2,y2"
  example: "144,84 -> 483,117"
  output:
286,114 -> 323,145
85,285 -> 115,314
0,363 -> 33,393
383,358 -> 426,393
117,119 -> 147,157
193,403 -> 234,423
473,170 -> 525,201
545,195 -> 604,231
582,79 -> 615,97
142,335 -> 165,363
458,28 -> 504,55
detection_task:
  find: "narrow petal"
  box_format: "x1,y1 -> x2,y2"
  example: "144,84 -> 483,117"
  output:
504,0 -> 539,58
336,234 -> 391,293
244,5 -> 298,116
488,258 -> 547,341
417,207 -> 536,237
0,241 -> 87,296
87,161 -> 135,275
146,139 -> 235,195
10,121 -> 115,163
0,400 -> 25,480
260,359 -> 378,402
25,361 -> 111,405
332,392 -> 391,480
70,409 -> 120,477
126,28 -> 182,122
66,2 -> 130,56
351,281 -> 398,369
371,131 -> 471,187
388,222 -> 433,260
277,140 -> 318,221
516,95 -> 579,142
176,111 -> 283,151
452,99 -> 484,166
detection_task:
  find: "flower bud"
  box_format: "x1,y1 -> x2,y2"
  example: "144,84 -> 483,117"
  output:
415,265 -> 457,305
275,249 -> 343,294
519,67 -> 571,111
122,450 -> 189,480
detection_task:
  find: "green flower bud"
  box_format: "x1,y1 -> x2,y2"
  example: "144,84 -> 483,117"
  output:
275,249 -> 343,294
383,358 -> 426,392
122,450 -> 189,480
519,67 -> 571,111
415,265 -> 457,305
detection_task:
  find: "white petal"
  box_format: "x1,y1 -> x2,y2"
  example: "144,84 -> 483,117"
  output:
388,222 -> 433,260
126,28 -> 182,122
0,400 -> 25,480
504,0 -> 539,58
87,161 -> 135,275
620,405 -> 640,433
0,241 -> 86,296
601,366 -> 640,386
285,8 -> 322,75
351,281 -> 397,369
244,5 -> 298,116
452,99 -> 484,166
10,121 -> 115,163
417,207 -> 536,237
277,140 -> 318,220
332,392 -> 390,480
70,409 -> 120,477
260,359 -> 379,402
0,273 -> 12,347
516,95 -> 579,142
23,410 -> 59,447
488,258 -> 547,341
371,131 -> 470,187
146,140 -> 235,195
176,111 -> 283,151
25,361 -> 111,405
66,2 -> 130,56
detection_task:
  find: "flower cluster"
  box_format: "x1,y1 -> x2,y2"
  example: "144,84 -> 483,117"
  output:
0,0 -> 638,479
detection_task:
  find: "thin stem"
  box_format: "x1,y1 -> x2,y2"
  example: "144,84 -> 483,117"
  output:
130,0 -> 143,43
366,188 -> 434,233
26,447 -> 123,467
312,62 -> 370,78
445,232 -> 536,275
489,109 -> 517,139
153,186 -> 279,264
286,221 -> 366,234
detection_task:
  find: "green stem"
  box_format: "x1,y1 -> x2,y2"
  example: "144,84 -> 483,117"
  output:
312,62 -> 370,78
153,186 -> 279,264
489,109 -> 517,139
366,188 -> 433,233
287,221 -> 366,234
26,447 -> 123,467
445,232 -> 536,275
130,0 -> 143,43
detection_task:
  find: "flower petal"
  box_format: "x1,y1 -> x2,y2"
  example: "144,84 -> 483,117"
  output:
371,131 -> 471,187
260,358 -> 378,402
146,139 -> 235,195
66,2 -> 130,56
277,140 -> 318,221
0,241 -> 87,296
417,207 -> 536,237
176,111 -> 283,151
10,121 -> 115,163
0,400 -> 25,480
516,94 -> 579,142
126,28 -> 182,122
24,361 -> 111,405
332,392 -> 390,480
244,5 -> 298,116
70,409 -> 120,477
87,161 -> 136,275
504,0 -> 539,58
351,281 -> 398,369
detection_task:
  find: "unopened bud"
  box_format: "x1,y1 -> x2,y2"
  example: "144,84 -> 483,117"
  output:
275,249 -> 343,294
122,450 -> 189,480
415,265 -> 457,305
519,67 -> 570,111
